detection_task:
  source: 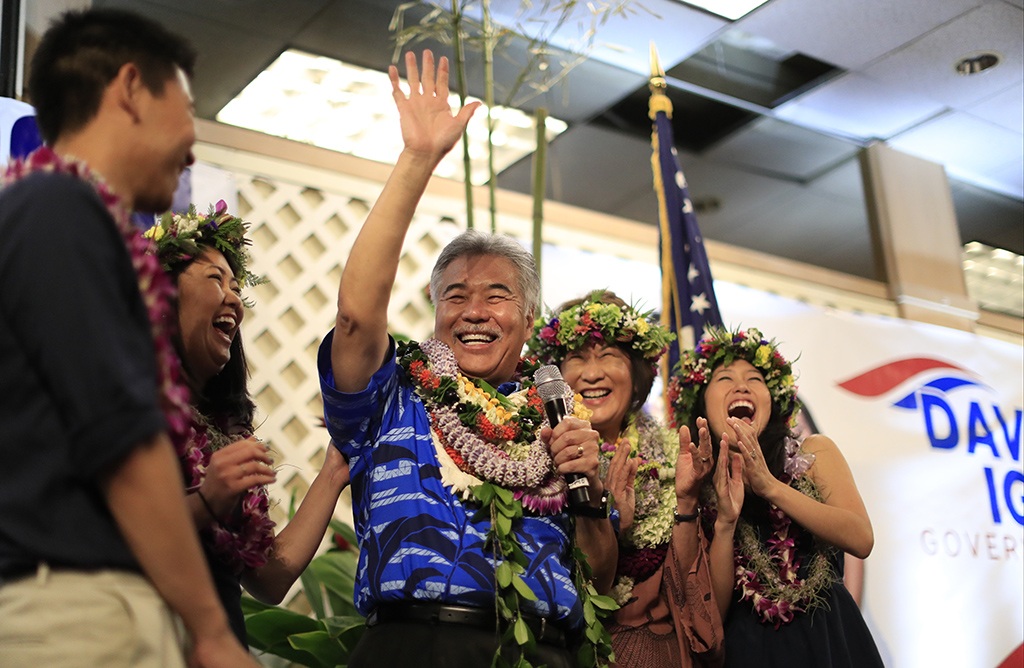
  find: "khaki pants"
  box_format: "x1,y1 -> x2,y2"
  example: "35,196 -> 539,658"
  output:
0,564 -> 187,667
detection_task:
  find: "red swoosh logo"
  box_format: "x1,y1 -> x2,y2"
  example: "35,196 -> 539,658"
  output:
837,358 -> 966,397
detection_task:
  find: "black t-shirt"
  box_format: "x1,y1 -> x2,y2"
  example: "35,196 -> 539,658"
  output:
0,172 -> 166,574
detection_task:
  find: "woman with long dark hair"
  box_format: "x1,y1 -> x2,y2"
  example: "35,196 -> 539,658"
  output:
145,203 -> 349,644
668,327 -> 883,667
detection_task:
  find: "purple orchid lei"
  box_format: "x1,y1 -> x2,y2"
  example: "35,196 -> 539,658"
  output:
731,439 -> 838,628
2,147 -> 193,462
3,148 -> 274,575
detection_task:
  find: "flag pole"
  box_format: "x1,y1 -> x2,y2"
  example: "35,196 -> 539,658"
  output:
649,43 -> 684,376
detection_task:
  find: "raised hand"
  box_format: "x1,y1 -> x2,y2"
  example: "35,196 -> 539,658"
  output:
605,440 -> 638,531
713,434 -> 744,526
198,437 -> 276,521
726,416 -> 777,498
389,50 -> 481,163
676,417 -> 714,501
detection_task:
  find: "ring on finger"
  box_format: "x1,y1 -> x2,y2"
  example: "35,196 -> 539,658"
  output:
699,456 -> 710,463
576,445 -> 584,459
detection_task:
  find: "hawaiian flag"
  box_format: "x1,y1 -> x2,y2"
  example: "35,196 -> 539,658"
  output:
649,78 -> 723,373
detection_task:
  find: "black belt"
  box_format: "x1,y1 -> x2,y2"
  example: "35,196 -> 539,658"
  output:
368,603 -> 567,646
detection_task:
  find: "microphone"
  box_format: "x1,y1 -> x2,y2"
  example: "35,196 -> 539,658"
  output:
533,365 -> 591,509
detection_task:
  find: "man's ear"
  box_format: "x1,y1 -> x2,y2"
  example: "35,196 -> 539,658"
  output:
109,62 -> 144,123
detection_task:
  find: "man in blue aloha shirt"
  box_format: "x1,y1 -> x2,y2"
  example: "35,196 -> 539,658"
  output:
317,51 -> 618,667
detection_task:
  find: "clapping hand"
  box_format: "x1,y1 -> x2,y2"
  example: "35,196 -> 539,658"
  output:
676,417 -> 714,501
713,433 -> 744,527
605,441 -> 638,531
726,416 -> 776,499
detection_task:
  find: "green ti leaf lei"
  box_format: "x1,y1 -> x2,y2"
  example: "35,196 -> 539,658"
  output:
472,482 -> 618,668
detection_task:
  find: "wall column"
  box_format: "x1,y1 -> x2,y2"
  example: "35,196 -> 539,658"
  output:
859,142 -> 979,332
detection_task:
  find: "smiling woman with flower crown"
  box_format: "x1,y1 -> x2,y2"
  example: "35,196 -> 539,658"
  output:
528,290 -> 724,668
144,202 -> 350,645
668,326 -> 883,667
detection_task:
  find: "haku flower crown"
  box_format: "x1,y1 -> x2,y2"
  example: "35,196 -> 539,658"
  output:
668,326 -> 798,428
527,291 -> 676,365
144,200 -> 264,304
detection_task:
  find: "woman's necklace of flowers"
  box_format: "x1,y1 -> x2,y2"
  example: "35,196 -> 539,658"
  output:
399,340 -> 617,667
192,413 -> 275,573
600,412 -> 679,606
3,150 -> 274,574
732,442 -> 838,628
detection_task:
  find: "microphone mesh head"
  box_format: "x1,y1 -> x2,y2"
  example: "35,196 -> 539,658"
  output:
534,365 -> 568,402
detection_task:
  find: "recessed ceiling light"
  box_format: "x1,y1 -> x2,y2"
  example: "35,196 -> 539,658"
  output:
674,0 -> 771,21
216,49 -> 567,184
954,52 -> 1000,76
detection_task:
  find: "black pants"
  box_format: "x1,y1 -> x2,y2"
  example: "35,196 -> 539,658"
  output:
349,619 -> 577,668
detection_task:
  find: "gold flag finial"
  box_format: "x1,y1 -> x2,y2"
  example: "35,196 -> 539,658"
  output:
649,41 -> 667,94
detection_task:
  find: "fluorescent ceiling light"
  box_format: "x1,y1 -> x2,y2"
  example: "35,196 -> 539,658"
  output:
675,0 -> 770,21
962,241 -> 1023,318
216,49 -> 566,185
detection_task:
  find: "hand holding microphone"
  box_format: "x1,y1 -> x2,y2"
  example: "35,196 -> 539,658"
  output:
533,365 -> 593,509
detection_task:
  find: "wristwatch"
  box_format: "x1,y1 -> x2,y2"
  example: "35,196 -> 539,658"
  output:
574,489 -> 612,519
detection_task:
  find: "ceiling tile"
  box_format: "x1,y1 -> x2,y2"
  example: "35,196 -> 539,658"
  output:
483,0 -> 728,76
498,124 -> 654,213
734,0 -> 981,69
862,2 -> 1024,109
99,0 -> 332,37
889,111 -> 1024,198
702,116 -> 861,181
965,81 -> 1024,134
774,72 -> 946,140
97,0 -> 289,118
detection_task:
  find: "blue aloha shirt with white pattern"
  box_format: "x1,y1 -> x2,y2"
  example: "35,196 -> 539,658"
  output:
318,331 -> 585,630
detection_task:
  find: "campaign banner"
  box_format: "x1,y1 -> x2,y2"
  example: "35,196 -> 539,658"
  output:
719,283 -> 1023,668
0,98 -> 41,166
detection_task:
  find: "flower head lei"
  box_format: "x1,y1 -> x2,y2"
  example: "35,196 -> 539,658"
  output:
668,326 -> 799,429
144,200 -> 264,306
527,291 -> 675,367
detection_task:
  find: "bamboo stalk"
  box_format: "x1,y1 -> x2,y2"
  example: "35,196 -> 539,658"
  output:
532,107 -> 548,304
482,0 -> 497,232
450,0 -> 474,228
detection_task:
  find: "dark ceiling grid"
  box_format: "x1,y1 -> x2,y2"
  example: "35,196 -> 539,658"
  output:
95,0 -> 1023,285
